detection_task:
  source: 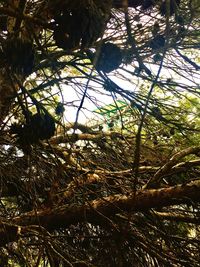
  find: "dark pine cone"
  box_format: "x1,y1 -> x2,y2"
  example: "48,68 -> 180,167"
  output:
53,2 -> 108,50
2,37 -> 35,75
10,113 -> 55,145
94,42 -> 122,73
141,0 -> 155,10
27,113 -> 56,141
149,35 -> 165,50
55,102 -> 65,115
0,15 -> 7,31
160,0 -> 181,16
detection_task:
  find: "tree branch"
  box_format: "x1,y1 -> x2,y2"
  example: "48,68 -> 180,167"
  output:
12,180 -> 200,231
144,146 -> 200,188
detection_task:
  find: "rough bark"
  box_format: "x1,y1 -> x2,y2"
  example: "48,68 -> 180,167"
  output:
12,180 -> 200,231
0,179 -> 197,247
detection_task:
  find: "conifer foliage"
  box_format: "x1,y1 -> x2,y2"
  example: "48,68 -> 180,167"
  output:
0,0 -> 199,266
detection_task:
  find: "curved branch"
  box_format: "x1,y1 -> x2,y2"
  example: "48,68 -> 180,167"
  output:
12,179 -> 200,231
50,131 -> 123,144
153,211 -> 200,224
144,146 -> 200,188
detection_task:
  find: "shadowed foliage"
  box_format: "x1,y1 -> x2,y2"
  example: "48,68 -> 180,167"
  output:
0,0 -> 200,266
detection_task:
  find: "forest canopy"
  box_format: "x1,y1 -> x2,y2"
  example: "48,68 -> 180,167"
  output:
0,0 -> 200,266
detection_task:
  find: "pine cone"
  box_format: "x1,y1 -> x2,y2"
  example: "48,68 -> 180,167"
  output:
53,0 -> 111,50
2,37 -> 35,75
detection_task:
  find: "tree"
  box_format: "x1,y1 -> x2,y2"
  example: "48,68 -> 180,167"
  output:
0,0 -> 200,266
